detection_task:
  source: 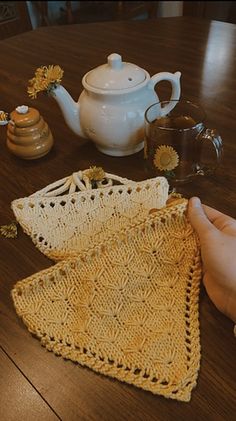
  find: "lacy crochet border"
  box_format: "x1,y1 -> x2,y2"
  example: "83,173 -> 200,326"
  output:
12,201 -> 201,402
11,174 -> 169,261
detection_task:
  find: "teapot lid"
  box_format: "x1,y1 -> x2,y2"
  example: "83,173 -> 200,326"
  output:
84,53 -> 147,91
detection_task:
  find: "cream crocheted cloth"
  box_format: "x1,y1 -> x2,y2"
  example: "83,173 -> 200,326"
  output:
12,170 -> 169,261
12,199 -> 201,402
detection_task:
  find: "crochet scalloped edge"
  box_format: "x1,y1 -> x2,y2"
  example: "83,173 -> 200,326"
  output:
11,177 -> 169,261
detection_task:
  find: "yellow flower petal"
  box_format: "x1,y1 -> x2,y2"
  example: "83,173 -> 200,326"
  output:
27,65 -> 64,99
0,222 -> 17,238
27,88 -> 36,99
84,166 -> 105,181
35,67 -> 45,78
46,65 -> 64,83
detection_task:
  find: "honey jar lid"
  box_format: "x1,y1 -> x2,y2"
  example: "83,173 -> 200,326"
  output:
10,106 -> 40,128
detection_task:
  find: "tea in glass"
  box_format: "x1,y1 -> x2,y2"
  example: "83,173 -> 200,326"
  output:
144,100 -> 223,184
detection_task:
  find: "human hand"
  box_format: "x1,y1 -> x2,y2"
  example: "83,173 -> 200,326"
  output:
188,197 -> 236,323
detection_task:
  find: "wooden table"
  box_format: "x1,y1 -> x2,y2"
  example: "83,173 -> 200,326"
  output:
0,17 -> 235,420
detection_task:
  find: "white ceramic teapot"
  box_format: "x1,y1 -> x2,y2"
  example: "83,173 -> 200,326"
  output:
53,53 -> 181,156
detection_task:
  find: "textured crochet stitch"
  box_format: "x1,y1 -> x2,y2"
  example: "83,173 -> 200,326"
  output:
11,170 -> 169,261
11,199 -> 202,402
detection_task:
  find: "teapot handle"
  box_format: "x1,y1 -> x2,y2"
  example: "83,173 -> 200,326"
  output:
148,71 -> 181,116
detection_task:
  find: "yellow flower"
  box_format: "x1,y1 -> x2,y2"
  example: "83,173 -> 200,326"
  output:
27,85 -> 36,99
35,67 -> 45,78
153,145 -> 179,171
27,65 -> 64,99
0,222 -> 17,238
84,166 -> 105,181
45,65 -> 64,84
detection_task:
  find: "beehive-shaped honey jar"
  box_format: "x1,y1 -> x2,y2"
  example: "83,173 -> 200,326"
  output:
7,105 -> 53,159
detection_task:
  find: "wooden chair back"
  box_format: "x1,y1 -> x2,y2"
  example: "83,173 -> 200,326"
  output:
0,1 -> 32,40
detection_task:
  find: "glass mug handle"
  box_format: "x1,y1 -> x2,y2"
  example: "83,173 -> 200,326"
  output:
196,128 -> 223,176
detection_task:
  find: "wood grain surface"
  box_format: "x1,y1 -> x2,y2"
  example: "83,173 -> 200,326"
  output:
0,17 -> 235,420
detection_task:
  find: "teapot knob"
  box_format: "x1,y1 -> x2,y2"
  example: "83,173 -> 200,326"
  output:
107,53 -> 123,70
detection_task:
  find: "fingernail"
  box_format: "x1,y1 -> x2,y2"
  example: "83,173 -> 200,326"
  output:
191,197 -> 201,207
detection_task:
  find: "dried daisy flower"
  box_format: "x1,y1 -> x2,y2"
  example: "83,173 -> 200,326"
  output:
0,222 -> 17,238
27,65 -> 64,99
45,65 -> 64,84
27,82 -> 38,100
153,145 -> 179,172
84,166 -> 106,182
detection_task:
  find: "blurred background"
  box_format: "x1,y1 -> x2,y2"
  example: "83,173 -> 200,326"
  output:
0,1 -> 236,40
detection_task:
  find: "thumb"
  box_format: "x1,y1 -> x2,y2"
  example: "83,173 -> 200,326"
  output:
188,197 -> 216,240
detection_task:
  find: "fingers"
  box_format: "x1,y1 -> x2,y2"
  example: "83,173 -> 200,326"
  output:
188,197 -> 216,240
202,204 -> 236,234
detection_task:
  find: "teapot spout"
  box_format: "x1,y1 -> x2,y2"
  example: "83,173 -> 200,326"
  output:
52,85 -> 85,138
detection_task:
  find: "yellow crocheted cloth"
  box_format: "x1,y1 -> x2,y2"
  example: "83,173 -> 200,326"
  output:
11,171 -> 169,261
12,200 -> 201,402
